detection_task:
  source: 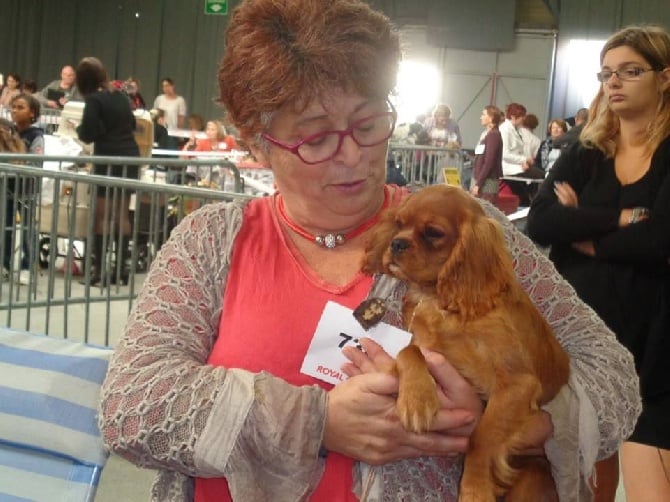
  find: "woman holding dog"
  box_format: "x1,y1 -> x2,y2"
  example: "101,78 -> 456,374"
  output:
528,25 -> 670,502
99,1 -> 641,500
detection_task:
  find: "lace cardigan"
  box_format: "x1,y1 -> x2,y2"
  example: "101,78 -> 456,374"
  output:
99,197 -> 641,501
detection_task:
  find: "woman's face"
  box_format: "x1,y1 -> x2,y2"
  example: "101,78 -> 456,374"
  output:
255,91 -> 389,229
205,121 -> 219,140
549,122 -> 565,139
434,111 -> 448,128
10,98 -> 33,127
601,45 -> 667,120
161,80 -> 175,96
6,76 -> 18,89
480,109 -> 492,127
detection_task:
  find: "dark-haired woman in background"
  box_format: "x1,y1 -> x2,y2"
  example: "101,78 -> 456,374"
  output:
471,105 -> 503,204
535,118 -> 568,175
76,56 -> 139,286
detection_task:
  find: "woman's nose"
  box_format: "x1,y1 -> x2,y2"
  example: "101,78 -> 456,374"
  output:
333,134 -> 362,167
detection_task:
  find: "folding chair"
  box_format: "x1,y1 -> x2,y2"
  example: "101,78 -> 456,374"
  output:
0,328 -> 112,501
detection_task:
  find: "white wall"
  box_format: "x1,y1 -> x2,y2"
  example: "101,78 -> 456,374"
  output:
398,27 -> 557,148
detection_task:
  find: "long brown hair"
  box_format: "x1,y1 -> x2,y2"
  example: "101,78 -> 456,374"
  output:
581,25 -> 670,157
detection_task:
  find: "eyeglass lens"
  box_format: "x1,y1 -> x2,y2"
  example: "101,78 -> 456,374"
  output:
297,113 -> 395,163
597,65 -> 650,83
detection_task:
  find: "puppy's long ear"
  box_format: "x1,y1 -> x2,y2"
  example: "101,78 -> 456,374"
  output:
361,207 -> 397,275
437,215 -> 515,319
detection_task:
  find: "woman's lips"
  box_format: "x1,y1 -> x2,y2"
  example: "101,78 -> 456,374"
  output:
331,179 -> 366,192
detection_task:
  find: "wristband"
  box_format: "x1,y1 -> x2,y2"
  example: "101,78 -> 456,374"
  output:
628,207 -> 649,224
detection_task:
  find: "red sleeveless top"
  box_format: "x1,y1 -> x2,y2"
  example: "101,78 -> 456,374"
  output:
195,195 -> 376,501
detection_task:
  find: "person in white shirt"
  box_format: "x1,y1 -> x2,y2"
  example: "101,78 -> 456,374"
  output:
153,78 -> 186,130
499,102 -> 544,205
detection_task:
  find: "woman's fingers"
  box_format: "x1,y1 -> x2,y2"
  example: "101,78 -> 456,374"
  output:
554,181 -> 578,207
342,337 -> 395,375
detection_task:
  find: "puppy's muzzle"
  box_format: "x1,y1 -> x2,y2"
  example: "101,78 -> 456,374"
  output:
391,238 -> 411,256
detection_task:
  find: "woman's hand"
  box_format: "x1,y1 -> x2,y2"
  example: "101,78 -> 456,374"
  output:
619,207 -> 649,227
571,240 -> 596,256
323,339 -> 481,465
553,181 -> 578,207
553,182 -> 595,256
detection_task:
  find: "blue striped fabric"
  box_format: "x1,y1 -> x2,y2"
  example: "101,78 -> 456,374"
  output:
0,328 -> 112,502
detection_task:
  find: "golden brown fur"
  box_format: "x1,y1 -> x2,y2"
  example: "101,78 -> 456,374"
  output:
363,185 -> 570,501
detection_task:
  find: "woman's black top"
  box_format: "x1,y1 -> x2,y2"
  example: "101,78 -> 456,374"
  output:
77,89 -> 139,157
527,138 -> 670,399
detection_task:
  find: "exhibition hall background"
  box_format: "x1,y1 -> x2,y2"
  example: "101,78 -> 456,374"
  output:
1,0 -> 668,127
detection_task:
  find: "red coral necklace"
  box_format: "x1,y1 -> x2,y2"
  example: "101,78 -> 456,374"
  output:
276,186 -> 389,249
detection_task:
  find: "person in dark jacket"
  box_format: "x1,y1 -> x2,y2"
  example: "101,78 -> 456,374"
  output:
76,56 -> 139,286
470,105 -> 503,204
6,94 -> 44,285
552,108 -> 588,150
527,25 -> 670,502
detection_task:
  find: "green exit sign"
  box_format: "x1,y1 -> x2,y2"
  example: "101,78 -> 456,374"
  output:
205,0 -> 228,15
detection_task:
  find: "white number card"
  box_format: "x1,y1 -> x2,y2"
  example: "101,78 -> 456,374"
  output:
301,300 -> 412,385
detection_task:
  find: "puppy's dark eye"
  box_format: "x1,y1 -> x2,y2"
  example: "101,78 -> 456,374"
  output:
423,226 -> 445,240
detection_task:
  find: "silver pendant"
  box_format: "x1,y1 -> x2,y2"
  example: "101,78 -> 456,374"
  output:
315,233 -> 346,249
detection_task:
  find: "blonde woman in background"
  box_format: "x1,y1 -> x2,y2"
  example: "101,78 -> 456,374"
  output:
425,103 -> 462,147
528,24 -> 670,502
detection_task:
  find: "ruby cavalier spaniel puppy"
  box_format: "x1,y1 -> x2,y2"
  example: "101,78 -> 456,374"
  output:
362,185 -> 570,501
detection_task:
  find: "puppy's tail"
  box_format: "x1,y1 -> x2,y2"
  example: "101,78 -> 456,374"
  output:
492,449 -> 520,494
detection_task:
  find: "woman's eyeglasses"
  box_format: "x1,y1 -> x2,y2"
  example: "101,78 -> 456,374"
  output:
263,103 -> 397,165
596,65 -> 656,83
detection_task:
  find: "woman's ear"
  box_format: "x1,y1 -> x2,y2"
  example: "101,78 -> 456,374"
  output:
659,67 -> 670,91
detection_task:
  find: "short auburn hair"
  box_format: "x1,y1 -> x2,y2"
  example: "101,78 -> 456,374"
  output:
505,102 -> 527,120
218,0 -> 400,142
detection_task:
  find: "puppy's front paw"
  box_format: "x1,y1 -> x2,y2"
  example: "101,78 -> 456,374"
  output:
397,378 -> 439,433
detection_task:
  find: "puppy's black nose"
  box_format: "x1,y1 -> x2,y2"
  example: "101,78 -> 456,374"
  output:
390,238 -> 410,255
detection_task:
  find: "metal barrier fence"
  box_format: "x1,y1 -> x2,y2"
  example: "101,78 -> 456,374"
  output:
0,146 -> 469,346
0,155 -> 255,346
388,143 -> 470,189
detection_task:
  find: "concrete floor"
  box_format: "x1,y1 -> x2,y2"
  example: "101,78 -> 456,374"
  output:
1,268 -> 627,501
